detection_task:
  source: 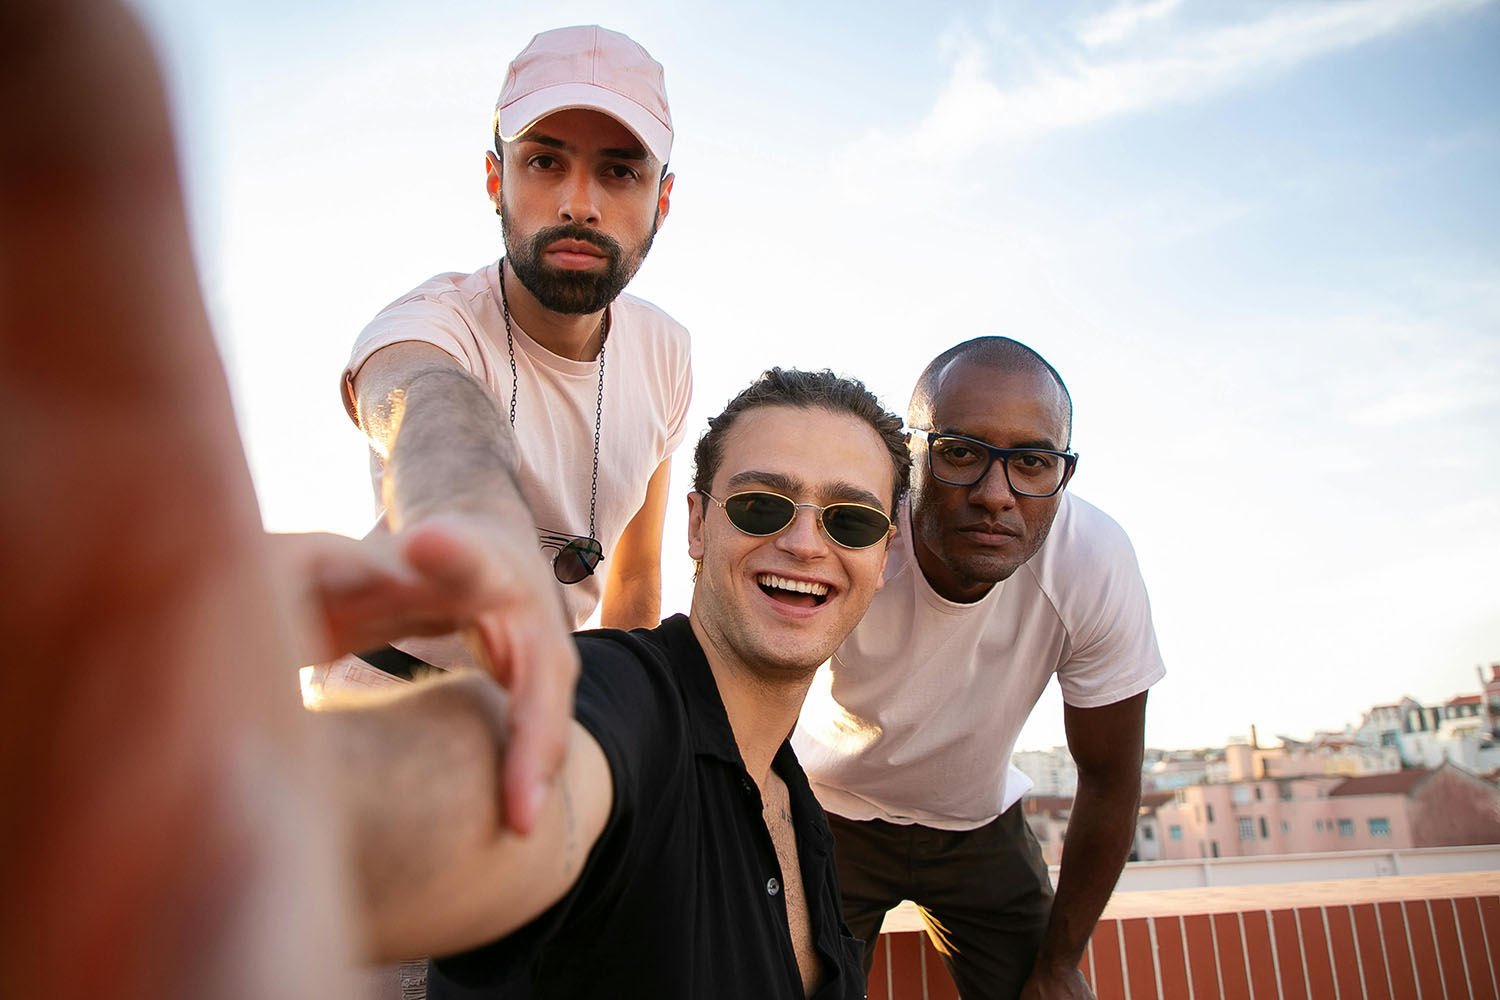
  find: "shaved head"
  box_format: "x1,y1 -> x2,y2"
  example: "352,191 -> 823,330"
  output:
910,337 -> 1072,448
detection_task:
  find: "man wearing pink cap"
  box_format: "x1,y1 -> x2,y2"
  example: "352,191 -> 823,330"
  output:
337,25 -> 689,657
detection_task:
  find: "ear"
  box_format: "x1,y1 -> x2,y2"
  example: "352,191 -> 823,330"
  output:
686,490 -> 706,560
484,151 -> 503,214
653,171 -> 674,231
873,537 -> 892,591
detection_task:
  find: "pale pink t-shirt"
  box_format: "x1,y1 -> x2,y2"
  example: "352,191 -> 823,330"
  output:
342,260 -> 692,629
793,492 -> 1165,831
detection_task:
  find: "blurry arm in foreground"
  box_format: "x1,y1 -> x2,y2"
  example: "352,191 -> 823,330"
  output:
0,4 -> 355,996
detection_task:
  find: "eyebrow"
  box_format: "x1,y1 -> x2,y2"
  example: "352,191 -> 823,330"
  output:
723,470 -> 886,511
520,133 -> 649,162
938,428 -> 1065,452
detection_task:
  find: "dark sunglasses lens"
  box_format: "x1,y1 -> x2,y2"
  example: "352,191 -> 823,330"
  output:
723,492 -> 797,535
553,537 -> 603,584
822,504 -> 891,548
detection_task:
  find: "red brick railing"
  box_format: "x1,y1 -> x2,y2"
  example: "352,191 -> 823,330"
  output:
870,872 -> 1500,999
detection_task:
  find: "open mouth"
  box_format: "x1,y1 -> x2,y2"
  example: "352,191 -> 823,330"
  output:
757,572 -> 830,609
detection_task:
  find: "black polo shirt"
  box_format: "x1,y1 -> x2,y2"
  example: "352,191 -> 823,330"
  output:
427,614 -> 865,999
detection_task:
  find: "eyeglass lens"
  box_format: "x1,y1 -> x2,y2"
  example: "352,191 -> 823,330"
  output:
720,492 -> 891,549
928,436 -> 1068,496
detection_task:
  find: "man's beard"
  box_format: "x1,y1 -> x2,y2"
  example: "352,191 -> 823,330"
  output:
502,204 -> 656,315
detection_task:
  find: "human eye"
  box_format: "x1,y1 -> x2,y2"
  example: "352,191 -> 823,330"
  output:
528,154 -> 561,171
934,438 -> 981,464
602,163 -> 639,181
1012,451 -> 1055,471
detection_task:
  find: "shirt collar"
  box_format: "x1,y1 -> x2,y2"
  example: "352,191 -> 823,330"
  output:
657,615 -> 833,854
656,614 -> 743,766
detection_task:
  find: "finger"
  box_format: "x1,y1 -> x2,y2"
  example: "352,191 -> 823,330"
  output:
492,612 -> 578,835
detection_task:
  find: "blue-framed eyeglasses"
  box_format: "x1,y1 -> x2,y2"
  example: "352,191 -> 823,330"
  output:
910,430 -> 1077,498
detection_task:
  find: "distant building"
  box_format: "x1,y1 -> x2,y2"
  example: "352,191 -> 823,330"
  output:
1151,763 -> 1500,860
1223,727 -> 1400,782
1012,747 -> 1077,798
1354,680 -> 1500,772
1021,795 -> 1074,866
1143,748 -> 1224,790
1132,791 -> 1173,862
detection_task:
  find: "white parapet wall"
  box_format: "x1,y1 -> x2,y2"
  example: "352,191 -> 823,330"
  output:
1109,842 -> 1500,890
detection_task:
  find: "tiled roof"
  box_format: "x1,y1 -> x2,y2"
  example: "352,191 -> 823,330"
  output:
1328,769 -> 1431,797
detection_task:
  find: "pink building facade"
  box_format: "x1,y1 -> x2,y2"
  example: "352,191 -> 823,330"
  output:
1153,764 -> 1500,860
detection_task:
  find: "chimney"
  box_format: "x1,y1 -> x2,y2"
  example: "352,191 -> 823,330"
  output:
1251,723 -> 1259,749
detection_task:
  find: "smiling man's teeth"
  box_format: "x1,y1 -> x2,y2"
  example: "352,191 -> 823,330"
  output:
757,573 -> 829,596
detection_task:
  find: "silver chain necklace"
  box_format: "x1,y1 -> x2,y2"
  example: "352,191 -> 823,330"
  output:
498,259 -> 606,546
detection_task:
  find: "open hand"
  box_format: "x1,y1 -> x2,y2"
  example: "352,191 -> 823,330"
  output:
272,516 -> 578,836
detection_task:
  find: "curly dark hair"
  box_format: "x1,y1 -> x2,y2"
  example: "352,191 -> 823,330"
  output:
692,368 -> 911,514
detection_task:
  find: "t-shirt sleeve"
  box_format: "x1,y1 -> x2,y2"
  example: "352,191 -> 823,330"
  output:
1051,503 -> 1167,709
661,326 -> 692,457
339,291 -> 484,425
429,630 -> 686,991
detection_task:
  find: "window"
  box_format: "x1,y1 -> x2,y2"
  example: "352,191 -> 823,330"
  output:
1259,817 -> 1269,839
1210,841 -> 1220,858
1368,817 -> 1391,838
1170,825 -> 1183,841
1232,786 -> 1251,805
1281,821 -> 1290,834
1338,819 -> 1354,838
1238,817 -> 1255,840
1254,787 -> 1264,801
1279,784 -> 1294,801
1143,826 -> 1155,840
1315,820 -> 1324,832
1206,805 -> 1215,823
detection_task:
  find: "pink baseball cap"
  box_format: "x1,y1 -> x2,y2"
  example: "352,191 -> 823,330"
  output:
496,25 -> 673,165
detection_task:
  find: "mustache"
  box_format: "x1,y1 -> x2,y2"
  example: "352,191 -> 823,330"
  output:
529,224 -> 622,260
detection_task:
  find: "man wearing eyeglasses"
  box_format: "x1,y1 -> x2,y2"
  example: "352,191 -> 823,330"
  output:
794,337 -> 1165,1000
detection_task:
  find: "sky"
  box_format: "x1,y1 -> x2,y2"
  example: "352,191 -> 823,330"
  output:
128,0 -> 1500,753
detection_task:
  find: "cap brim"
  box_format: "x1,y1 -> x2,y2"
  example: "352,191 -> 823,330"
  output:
499,83 -> 672,165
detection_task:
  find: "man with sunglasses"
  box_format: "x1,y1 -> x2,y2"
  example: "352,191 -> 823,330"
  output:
381,369 -> 908,998
794,338 -> 1165,1000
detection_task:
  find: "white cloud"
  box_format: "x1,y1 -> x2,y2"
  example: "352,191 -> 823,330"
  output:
909,0 -> 1493,154
1076,0 -> 1184,49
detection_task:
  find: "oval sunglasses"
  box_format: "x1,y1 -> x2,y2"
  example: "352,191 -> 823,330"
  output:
701,490 -> 895,550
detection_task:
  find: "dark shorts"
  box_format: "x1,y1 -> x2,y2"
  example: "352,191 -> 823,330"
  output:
827,803 -> 1053,1000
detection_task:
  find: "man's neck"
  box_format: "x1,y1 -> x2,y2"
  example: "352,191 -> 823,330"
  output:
908,504 -> 998,604
687,611 -> 814,787
500,264 -> 607,362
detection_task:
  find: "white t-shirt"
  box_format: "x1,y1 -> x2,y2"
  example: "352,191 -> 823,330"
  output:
793,491 -> 1165,831
343,261 -> 692,629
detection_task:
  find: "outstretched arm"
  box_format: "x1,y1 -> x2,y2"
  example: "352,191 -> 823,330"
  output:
314,673 -> 612,962
1,4 -> 355,995
350,342 -> 580,834
1021,692 -> 1148,1000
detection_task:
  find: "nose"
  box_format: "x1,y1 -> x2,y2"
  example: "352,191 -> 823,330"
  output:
968,459 -> 1018,512
558,170 -> 601,226
774,504 -> 833,559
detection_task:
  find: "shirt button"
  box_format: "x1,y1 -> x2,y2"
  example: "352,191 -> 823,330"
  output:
766,877 -> 780,896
